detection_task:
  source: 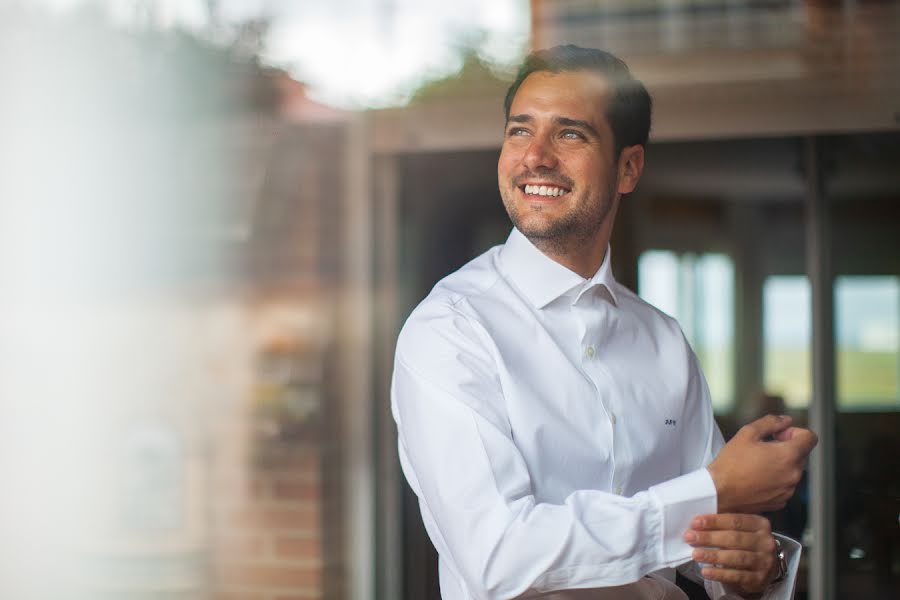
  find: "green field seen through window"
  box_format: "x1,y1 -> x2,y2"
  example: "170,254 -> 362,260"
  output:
764,275 -> 899,410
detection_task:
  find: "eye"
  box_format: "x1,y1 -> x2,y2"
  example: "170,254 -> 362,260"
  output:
560,129 -> 586,140
506,126 -> 530,137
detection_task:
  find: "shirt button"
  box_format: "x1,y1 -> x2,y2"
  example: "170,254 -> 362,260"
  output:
614,486 -> 624,495
586,345 -> 595,358
610,413 -> 617,426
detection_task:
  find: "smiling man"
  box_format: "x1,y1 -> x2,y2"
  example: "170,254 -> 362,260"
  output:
391,45 -> 817,600
499,69 -> 627,276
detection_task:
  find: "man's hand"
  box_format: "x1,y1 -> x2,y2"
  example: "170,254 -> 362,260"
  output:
707,414 -> 817,513
685,514 -> 778,596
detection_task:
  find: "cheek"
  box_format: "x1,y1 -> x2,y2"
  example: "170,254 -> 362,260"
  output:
498,139 -> 529,167
497,157 -> 517,184
570,158 -> 608,186
567,156 -> 592,176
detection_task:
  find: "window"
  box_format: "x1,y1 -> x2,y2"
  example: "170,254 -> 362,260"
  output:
763,275 -> 900,411
638,251 -> 735,412
835,276 -> 899,409
763,276 -> 811,409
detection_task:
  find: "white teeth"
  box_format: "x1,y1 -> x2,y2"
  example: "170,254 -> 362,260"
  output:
524,184 -> 566,197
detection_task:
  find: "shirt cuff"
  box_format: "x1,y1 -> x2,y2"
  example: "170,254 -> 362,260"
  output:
761,534 -> 802,600
703,533 -> 802,600
647,468 -> 718,567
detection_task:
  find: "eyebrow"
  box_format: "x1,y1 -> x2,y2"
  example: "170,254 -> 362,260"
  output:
507,114 -> 601,139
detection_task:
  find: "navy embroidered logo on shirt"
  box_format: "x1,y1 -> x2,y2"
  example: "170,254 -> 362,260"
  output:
664,419 -> 677,426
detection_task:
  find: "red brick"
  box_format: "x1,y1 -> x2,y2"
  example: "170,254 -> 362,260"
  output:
264,505 -> 320,529
268,470 -> 321,489
210,473 -> 267,502
289,454 -> 320,474
214,590 -> 267,600
271,480 -> 319,502
217,479 -> 319,506
217,563 -> 321,589
273,536 -> 320,559
214,534 -> 267,559
227,504 -> 320,531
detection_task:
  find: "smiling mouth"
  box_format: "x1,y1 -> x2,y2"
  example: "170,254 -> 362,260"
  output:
519,183 -> 571,198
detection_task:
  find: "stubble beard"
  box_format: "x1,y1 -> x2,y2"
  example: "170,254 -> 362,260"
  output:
502,179 -> 617,257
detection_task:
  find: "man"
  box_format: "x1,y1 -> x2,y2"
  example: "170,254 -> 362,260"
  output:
391,45 -> 817,599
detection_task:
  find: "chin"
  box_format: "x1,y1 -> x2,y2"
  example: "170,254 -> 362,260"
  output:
515,216 -> 567,240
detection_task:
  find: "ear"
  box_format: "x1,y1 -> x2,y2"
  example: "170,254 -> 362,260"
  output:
616,145 -> 645,195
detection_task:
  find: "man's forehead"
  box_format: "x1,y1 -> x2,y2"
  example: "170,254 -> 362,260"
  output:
507,70 -> 611,122
522,68 -> 612,88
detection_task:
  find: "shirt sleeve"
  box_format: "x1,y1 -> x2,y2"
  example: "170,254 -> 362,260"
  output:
392,303 -> 718,600
659,343 -> 725,563
680,344 -> 726,477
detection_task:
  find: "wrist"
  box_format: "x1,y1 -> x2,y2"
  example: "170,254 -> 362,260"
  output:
721,582 -> 763,598
730,537 -> 785,598
706,464 -> 732,513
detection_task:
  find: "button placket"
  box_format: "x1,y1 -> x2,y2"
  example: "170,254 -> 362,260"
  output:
573,292 -> 618,491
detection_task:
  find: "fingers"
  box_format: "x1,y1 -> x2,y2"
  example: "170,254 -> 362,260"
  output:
700,565 -> 771,594
691,514 -> 771,533
694,537 -> 776,595
686,515 -> 779,594
692,548 -> 771,572
685,529 -> 776,553
740,414 -> 792,440
711,417 -> 813,514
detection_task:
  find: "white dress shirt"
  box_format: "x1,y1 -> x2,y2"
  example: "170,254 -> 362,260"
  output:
392,228 -> 800,600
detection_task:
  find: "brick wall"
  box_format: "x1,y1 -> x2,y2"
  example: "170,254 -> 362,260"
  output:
207,118 -> 345,600
211,424 -> 323,600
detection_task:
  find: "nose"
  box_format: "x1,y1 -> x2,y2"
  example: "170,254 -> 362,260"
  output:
522,134 -> 558,171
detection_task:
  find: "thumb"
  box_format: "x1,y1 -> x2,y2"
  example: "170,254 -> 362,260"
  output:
782,427 -> 819,453
742,414 -> 793,440
773,426 -> 800,442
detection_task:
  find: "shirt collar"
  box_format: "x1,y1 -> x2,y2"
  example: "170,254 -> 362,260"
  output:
499,227 -> 619,309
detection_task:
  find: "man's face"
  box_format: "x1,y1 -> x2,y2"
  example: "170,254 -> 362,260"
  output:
498,70 -> 621,247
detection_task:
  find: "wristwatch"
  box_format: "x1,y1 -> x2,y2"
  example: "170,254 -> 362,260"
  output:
771,537 -> 788,584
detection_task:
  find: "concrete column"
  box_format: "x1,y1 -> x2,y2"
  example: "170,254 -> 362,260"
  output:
339,112 -> 375,600
804,136 -> 836,600
372,153 -> 403,600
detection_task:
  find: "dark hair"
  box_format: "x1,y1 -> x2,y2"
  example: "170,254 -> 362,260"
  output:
503,45 -> 651,156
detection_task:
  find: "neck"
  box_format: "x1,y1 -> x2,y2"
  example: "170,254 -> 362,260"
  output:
530,231 -> 609,278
